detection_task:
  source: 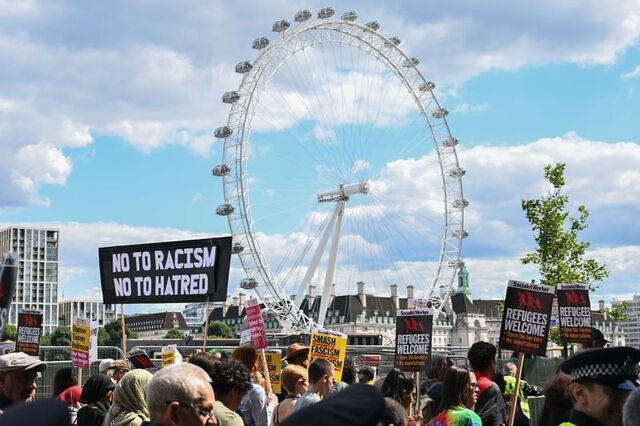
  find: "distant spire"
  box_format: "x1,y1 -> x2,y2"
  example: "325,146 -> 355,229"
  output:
456,265 -> 472,302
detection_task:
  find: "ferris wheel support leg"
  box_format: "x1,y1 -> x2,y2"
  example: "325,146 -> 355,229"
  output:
317,201 -> 346,327
294,206 -> 340,308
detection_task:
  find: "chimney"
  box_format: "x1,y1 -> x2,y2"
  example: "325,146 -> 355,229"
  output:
390,284 -> 399,308
598,300 -> 605,312
357,281 -> 366,308
309,284 -> 317,304
238,292 -> 246,310
232,296 -> 239,306
222,297 -> 230,316
407,285 -> 415,308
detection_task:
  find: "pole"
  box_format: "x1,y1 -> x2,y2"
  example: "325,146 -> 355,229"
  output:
507,353 -> 526,426
77,366 -> 83,386
203,297 -> 211,351
260,349 -> 272,394
120,303 -> 127,355
414,371 -> 421,417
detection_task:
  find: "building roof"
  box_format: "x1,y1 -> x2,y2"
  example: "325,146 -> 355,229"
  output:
451,293 -> 477,314
473,300 -> 502,318
125,312 -> 188,330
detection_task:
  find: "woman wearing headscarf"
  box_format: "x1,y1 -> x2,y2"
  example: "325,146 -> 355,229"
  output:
76,374 -> 115,426
104,369 -> 153,426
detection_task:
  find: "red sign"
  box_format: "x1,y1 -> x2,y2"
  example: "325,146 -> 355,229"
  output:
245,301 -> 266,349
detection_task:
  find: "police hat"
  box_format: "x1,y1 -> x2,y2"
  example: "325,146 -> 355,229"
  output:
560,347 -> 640,391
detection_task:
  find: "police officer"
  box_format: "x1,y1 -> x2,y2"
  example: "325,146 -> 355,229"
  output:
558,346 -> 640,426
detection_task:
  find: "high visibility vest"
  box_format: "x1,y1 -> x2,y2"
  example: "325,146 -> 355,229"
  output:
503,375 -> 530,419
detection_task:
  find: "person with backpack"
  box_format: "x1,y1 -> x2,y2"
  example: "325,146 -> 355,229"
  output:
420,353 -> 452,422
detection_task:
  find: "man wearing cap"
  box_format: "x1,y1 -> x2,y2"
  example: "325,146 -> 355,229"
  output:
110,359 -> 131,383
579,327 -> 610,350
0,351 -> 47,413
559,346 -> 640,426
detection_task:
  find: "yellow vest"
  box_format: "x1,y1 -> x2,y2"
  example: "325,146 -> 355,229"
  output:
503,375 -> 530,419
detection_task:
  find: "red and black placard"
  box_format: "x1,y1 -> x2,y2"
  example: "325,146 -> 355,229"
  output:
394,309 -> 433,373
499,280 -> 555,356
557,283 -> 592,343
16,310 -> 43,356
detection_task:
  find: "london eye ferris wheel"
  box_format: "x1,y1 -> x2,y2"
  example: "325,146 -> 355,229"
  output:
213,7 -> 467,335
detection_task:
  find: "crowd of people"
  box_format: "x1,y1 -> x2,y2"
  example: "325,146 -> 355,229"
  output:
0,337 -> 639,426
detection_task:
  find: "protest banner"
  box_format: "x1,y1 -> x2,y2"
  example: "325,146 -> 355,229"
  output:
99,237 -> 232,304
0,341 -> 15,355
557,283 -> 592,343
240,329 -> 252,345
15,310 -> 43,356
256,350 -> 282,394
161,344 -> 183,367
245,300 -> 266,349
394,309 -> 433,373
71,318 -> 97,368
499,280 -> 555,357
308,331 -> 347,382
0,254 -> 18,340
128,349 -> 155,369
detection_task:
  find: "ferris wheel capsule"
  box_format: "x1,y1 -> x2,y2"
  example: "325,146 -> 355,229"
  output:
448,260 -> 465,268
453,230 -> 469,239
318,7 -> 335,19
384,36 -> 401,47
216,204 -> 234,216
212,164 -> 230,177
442,137 -> 458,147
273,19 -> 291,32
365,21 -> 380,31
252,37 -> 270,49
452,198 -> 469,209
235,61 -> 253,73
419,81 -> 436,91
214,126 -> 232,138
448,166 -> 466,178
402,57 -> 420,67
222,91 -> 240,104
240,278 -> 258,290
341,11 -> 358,21
294,10 -> 312,22
232,242 -> 244,254
432,108 -> 448,119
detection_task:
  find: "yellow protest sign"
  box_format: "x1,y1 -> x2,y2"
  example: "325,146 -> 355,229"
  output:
308,332 -> 347,382
256,350 -> 282,394
71,318 -> 94,368
161,344 -> 183,367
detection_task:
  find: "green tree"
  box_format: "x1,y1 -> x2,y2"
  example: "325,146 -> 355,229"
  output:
521,163 -> 609,287
605,301 -> 629,321
164,328 -> 184,339
98,320 -> 138,347
40,327 -> 72,346
2,324 -> 16,341
208,320 -> 233,338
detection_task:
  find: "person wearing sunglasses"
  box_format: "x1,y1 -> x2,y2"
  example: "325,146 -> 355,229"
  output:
144,363 -> 216,426
431,366 -> 481,426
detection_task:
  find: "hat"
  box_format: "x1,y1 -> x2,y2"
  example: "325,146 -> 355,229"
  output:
280,383 -> 385,426
99,358 -> 115,372
560,347 -> 640,390
0,352 -> 46,372
111,359 -> 131,371
591,327 -> 611,344
283,343 -> 309,361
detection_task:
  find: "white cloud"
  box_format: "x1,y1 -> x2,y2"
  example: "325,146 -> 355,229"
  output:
453,102 -> 490,113
621,65 -> 640,79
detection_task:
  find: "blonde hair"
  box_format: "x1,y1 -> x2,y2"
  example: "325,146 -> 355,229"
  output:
281,365 -> 308,394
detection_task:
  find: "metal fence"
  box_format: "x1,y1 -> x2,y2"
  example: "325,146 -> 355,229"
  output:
37,346 -> 125,399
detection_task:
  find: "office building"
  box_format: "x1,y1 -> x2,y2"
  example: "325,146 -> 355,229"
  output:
58,298 -> 117,327
0,226 -> 59,334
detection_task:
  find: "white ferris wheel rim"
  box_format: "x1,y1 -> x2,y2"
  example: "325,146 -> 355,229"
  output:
217,11 -> 467,334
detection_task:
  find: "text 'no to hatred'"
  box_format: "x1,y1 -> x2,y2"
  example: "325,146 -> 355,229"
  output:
112,247 -> 215,297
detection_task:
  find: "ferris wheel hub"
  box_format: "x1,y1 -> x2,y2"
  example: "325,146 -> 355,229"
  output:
316,180 -> 370,203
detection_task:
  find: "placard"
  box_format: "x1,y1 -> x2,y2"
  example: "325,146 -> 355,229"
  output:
557,283 -> 592,343
394,309 -> 433,373
308,332 -> 347,382
161,344 -> 183,367
245,300 -> 266,350
256,350 -> 282,393
99,237 -> 232,304
71,318 -> 97,368
499,280 -> 555,356
0,254 -> 18,340
240,329 -> 252,345
15,310 -> 43,356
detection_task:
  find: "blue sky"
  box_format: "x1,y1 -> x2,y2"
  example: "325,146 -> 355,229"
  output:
1,1 -> 640,314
